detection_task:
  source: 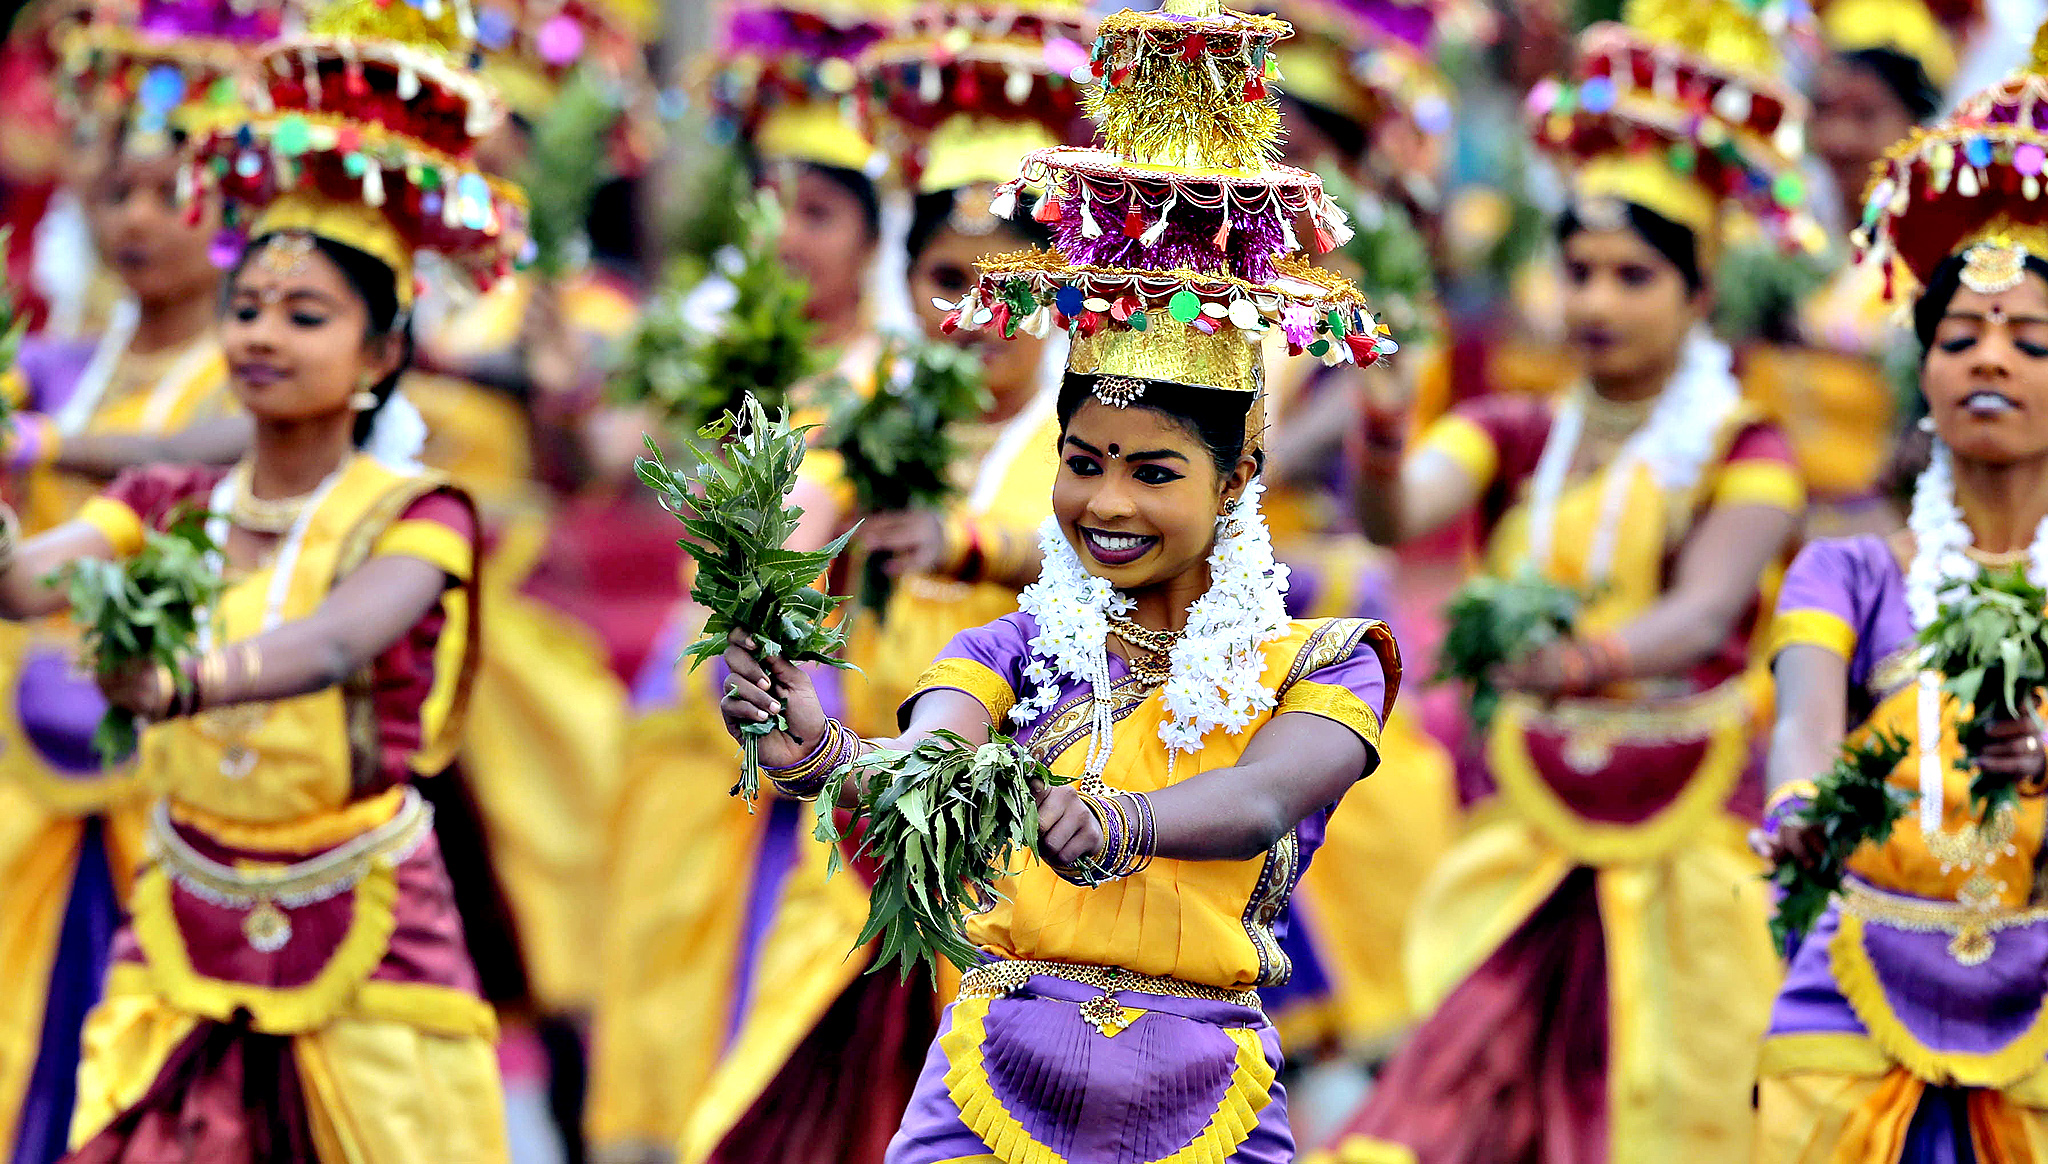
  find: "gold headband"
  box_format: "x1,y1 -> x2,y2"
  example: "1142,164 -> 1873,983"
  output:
1574,153 -> 1720,241
251,191 -> 415,307
1956,221 -> 2048,293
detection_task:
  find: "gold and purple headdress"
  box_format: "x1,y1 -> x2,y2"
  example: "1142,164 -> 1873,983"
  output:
952,0 -> 1384,411
186,0 -> 528,302
59,0 -> 292,153
1526,0 -> 1819,258
709,1 -> 906,171
1856,24 -> 2048,302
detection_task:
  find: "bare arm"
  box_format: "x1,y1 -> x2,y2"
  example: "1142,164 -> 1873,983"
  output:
1498,501 -> 1800,693
1353,445 -> 1485,546
0,521 -> 118,619
53,416 -> 253,480
1767,645 -> 1847,800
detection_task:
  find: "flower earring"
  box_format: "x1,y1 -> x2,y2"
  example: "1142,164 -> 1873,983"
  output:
350,375 -> 379,412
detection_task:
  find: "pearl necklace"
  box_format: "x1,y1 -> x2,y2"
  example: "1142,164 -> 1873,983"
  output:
1904,439 -> 2048,844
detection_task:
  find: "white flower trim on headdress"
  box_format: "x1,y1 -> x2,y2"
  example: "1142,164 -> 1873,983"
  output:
1523,325 -> 1742,581
363,387 -> 428,471
1011,477 -> 1291,777
1903,436 -> 2048,843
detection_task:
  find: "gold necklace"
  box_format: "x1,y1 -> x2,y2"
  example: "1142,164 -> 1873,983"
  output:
1581,389 -> 1655,443
226,461 -> 317,535
1108,617 -> 1179,690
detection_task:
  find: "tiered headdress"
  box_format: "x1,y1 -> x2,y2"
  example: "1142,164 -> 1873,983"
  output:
952,0 -> 1385,425
58,0 -> 291,154
186,0 -> 529,304
1526,0 -> 1819,257
1255,0 -> 1467,140
710,1 -> 905,172
1855,24 -> 2048,302
1819,0 -> 1956,95
859,0 -> 1094,197
473,0 -> 654,122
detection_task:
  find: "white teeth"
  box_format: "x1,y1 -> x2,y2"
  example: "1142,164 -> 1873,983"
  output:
1090,532 -> 1149,551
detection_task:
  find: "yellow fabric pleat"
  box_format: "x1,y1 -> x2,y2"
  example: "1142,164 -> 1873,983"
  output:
457,585 -> 627,1013
1596,845 -> 1779,1164
935,995 -> 1276,1164
1753,1069 -> 1923,1164
1398,817 -> 1576,1014
66,993 -> 202,1148
586,700 -> 765,1151
1829,914 -> 2048,1089
294,1015 -> 511,1163
0,802 -> 85,1153
127,861 -> 400,1035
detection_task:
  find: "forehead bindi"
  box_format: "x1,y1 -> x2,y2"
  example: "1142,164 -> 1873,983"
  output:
1951,277 -> 2048,322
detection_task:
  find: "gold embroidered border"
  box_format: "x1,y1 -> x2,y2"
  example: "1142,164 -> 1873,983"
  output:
909,658 -> 1019,730
937,994 -> 1276,1164
1829,911 -> 2048,1089
1766,609 -> 1857,664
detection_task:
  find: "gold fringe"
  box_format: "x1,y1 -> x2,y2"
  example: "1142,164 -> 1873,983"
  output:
129,859 -> 401,1035
937,994 -> 1278,1163
1085,73 -> 1280,171
1828,912 -> 2048,1089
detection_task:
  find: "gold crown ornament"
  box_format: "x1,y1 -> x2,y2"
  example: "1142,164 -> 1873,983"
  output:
184,0 -> 529,303
1855,22 -> 2048,302
858,0 -> 1095,193
1527,0 -> 1821,258
1819,0 -> 1955,92
952,0 -> 1385,418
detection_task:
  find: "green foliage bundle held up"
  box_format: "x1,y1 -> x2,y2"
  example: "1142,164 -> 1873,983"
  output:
635,395 -> 855,802
1435,570 -> 1582,731
1919,565 -> 2048,818
819,730 -> 1068,981
522,66 -> 623,278
52,510 -> 224,765
1766,729 -> 1915,948
825,339 -> 989,613
614,193 -> 832,434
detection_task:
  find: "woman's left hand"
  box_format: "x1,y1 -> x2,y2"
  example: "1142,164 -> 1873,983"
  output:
96,659 -> 176,721
1491,642 -> 1575,699
856,510 -> 949,578
1033,780 -> 1105,867
1974,714 -> 2048,793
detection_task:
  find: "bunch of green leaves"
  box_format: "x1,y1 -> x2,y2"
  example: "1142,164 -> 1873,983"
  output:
825,339 -> 990,613
0,226 -> 23,420
1919,564 -> 2048,818
818,730 -> 1069,981
1330,179 -> 1438,349
1434,570 -> 1582,731
521,66 -> 623,278
613,193 -> 831,434
1713,241 -> 1834,345
50,508 -> 224,765
662,138 -> 754,290
1767,728 -> 1915,948
636,394 -> 856,802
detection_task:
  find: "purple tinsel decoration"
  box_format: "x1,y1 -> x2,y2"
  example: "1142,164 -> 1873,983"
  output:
722,7 -> 885,59
137,0 -> 279,42
1294,0 -> 1434,52
1052,190 -> 1286,283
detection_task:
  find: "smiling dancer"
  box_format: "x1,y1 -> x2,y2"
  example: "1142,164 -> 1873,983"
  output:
0,0 -> 528,1154
0,4 -> 274,1159
717,3 -> 1398,1160
1756,26 -> 2048,1160
1321,1 -> 1810,1160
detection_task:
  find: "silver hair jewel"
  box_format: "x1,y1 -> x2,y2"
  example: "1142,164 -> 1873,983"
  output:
1093,375 -> 1145,409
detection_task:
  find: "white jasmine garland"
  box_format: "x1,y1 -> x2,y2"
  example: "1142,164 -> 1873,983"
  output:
1523,325 -> 1742,580
1903,437 -> 2048,841
1011,477 -> 1291,777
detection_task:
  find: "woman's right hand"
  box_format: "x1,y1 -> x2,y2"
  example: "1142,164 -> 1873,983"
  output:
1751,818 -> 1827,871
719,628 -> 829,768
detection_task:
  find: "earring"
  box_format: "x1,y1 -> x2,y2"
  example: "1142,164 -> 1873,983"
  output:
351,377 -> 379,412
1918,416 -> 1937,434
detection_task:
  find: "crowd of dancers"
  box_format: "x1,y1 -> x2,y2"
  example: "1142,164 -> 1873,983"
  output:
1,0 -> 2047,1160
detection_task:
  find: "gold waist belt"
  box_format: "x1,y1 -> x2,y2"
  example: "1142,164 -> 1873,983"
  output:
147,786 -> 433,952
1839,878 -> 2048,966
960,958 -> 1263,1032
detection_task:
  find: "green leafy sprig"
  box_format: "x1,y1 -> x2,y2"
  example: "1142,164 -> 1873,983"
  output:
522,66 -> 622,279
825,339 -> 989,613
1766,728 -> 1916,948
818,729 -> 1069,981
1919,564 -> 2048,818
635,394 -> 856,803
0,225 -> 25,420
51,509 -> 224,765
1434,571 -> 1582,731
613,193 -> 832,434
1330,180 -> 1438,349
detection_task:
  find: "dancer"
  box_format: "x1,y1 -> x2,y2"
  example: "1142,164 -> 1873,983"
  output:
1757,28 -> 2048,1159
1323,1 -> 1809,1160
0,0 -> 527,1155
718,3 -> 1398,1160
0,4 -> 272,1158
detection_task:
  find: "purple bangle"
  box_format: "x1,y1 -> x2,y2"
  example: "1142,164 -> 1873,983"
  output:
8,415 -> 48,473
